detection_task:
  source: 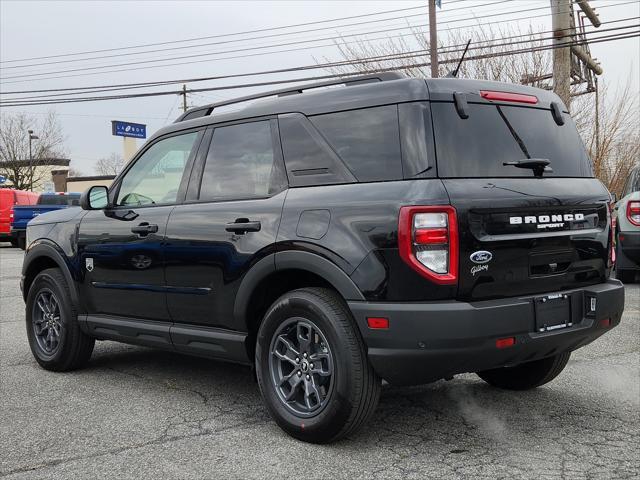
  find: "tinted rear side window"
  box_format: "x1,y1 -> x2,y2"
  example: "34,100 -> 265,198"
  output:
310,105 -> 402,182
432,102 -> 592,178
279,113 -> 355,187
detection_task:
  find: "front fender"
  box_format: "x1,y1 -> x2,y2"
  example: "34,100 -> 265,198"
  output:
22,239 -> 82,311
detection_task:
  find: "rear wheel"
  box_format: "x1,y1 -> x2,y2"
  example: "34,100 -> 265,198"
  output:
17,236 -> 26,250
10,238 -> 18,248
477,352 -> 571,390
255,287 -> 381,443
25,268 -> 94,371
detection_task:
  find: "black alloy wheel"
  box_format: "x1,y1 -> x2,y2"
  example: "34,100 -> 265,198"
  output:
31,289 -> 63,355
269,317 -> 334,417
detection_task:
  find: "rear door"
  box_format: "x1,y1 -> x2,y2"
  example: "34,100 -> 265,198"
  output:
164,118 -> 287,331
430,98 -> 611,301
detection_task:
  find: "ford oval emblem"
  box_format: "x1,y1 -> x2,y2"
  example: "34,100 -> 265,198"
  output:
470,251 -> 492,264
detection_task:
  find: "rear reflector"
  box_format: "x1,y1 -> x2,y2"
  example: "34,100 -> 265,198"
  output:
480,90 -> 538,104
367,317 -> 389,329
599,318 -> 611,328
495,337 -> 516,349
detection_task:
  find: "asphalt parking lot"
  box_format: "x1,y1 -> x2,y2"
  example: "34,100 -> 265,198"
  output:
1,244 -> 638,479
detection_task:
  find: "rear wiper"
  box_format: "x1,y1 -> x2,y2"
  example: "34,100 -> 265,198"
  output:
503,158 -> 552,177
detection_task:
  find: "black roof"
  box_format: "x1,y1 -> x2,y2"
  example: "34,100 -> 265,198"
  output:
149,72 -> 566,143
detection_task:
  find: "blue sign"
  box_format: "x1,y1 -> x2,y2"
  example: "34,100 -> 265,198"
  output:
0,175 -> 6,184
111,120 -> 146,139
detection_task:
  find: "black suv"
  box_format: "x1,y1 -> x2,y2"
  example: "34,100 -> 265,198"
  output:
21,73 -> 625,443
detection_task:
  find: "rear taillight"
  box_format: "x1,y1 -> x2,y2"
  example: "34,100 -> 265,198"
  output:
609,203 -> 616,266
627,201 -> 640,226
9,209 -> 14,222
398,206 -> 458,284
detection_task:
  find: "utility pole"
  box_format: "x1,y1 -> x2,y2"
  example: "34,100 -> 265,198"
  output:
181,84 -> 188,113
428,0 -> 439,78
551,0 -> 572,109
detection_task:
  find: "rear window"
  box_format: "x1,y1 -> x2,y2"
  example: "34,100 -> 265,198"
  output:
432,102 -> 592,178
38,195 -> 80,206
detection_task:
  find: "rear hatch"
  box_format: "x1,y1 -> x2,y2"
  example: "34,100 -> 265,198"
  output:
428,81 -> 612,301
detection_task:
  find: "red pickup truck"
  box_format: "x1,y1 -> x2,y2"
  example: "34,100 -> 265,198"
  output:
0,188 -> 39,247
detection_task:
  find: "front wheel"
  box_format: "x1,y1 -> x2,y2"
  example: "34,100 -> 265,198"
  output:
255,288 -> 381,443
477,351 -> 571,390
25,268 -> 95,371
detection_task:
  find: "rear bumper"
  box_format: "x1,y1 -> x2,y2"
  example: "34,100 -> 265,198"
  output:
348,279 -> 625,385
617,231 -> 640,269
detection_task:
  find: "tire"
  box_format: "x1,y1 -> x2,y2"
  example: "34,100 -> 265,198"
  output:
10,238 -> 18,248
17,236 -> 26,250
477,351 -> 571,391
255,287 -> 381,443
25,268 -> 94,371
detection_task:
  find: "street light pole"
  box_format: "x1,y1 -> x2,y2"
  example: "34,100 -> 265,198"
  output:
27,129 -> 39,162
27,129 -> 39,192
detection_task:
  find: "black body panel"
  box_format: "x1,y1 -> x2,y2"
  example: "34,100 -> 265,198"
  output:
442,178 -> 612,300
20,73 -> 624,386
349,279 -> 624,385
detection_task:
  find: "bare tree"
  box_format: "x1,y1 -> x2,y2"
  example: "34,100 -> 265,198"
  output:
320,25 -> 639,196
0,111 -> 67,190
581,79 -> 640,196
94,152 -> 124,176
67,167 -> 84,177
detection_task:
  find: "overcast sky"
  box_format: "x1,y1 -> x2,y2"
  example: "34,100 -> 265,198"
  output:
1,0 -> 638,174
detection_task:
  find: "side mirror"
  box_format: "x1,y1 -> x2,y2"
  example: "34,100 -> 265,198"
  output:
610,192 -> 618,203
80,185 -> 109,210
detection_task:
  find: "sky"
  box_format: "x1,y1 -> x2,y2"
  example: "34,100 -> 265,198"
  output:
1,0 -> 638,174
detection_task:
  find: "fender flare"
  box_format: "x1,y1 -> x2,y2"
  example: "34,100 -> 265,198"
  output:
22,240 -> 82,309
233,250 -> 365,326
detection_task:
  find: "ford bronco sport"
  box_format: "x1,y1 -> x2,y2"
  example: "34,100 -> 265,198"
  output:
21,73 -> 625,443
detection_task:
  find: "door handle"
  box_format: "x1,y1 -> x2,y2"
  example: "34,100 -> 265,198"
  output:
225,218 -> 261,234
131,222 -> 158,236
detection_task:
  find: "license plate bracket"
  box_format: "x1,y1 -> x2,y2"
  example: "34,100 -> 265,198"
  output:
534,293 -> 571,332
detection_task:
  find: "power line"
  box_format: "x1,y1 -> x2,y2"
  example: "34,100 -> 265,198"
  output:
2,31 -> 636,108
3,0 -> 635,85
0,1 -> 473,64
2,0 -> 639,87
0,0 -> 515,79
1,0 -> 498,70
3,19 -> 636,103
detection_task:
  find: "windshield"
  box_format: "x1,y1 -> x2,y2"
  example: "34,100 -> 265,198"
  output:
432,102 -> 593,178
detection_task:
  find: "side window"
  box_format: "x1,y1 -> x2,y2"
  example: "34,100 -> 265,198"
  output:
117,131 -> 198,206
279,113 -> 354,187
310,105 -> 403,182
399,102 -> 433,178
199,121 -> 284,201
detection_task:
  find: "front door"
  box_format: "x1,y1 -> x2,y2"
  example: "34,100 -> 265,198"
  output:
77,129 -> 202,320
164,119 -> 288,330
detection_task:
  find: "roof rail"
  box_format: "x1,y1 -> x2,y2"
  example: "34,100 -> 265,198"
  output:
175,72 -> 404,123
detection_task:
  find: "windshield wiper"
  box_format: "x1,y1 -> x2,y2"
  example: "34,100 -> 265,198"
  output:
503,158 -> 552,177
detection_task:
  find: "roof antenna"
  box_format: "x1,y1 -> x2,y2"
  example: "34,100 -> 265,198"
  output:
446,39 -> 472,78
